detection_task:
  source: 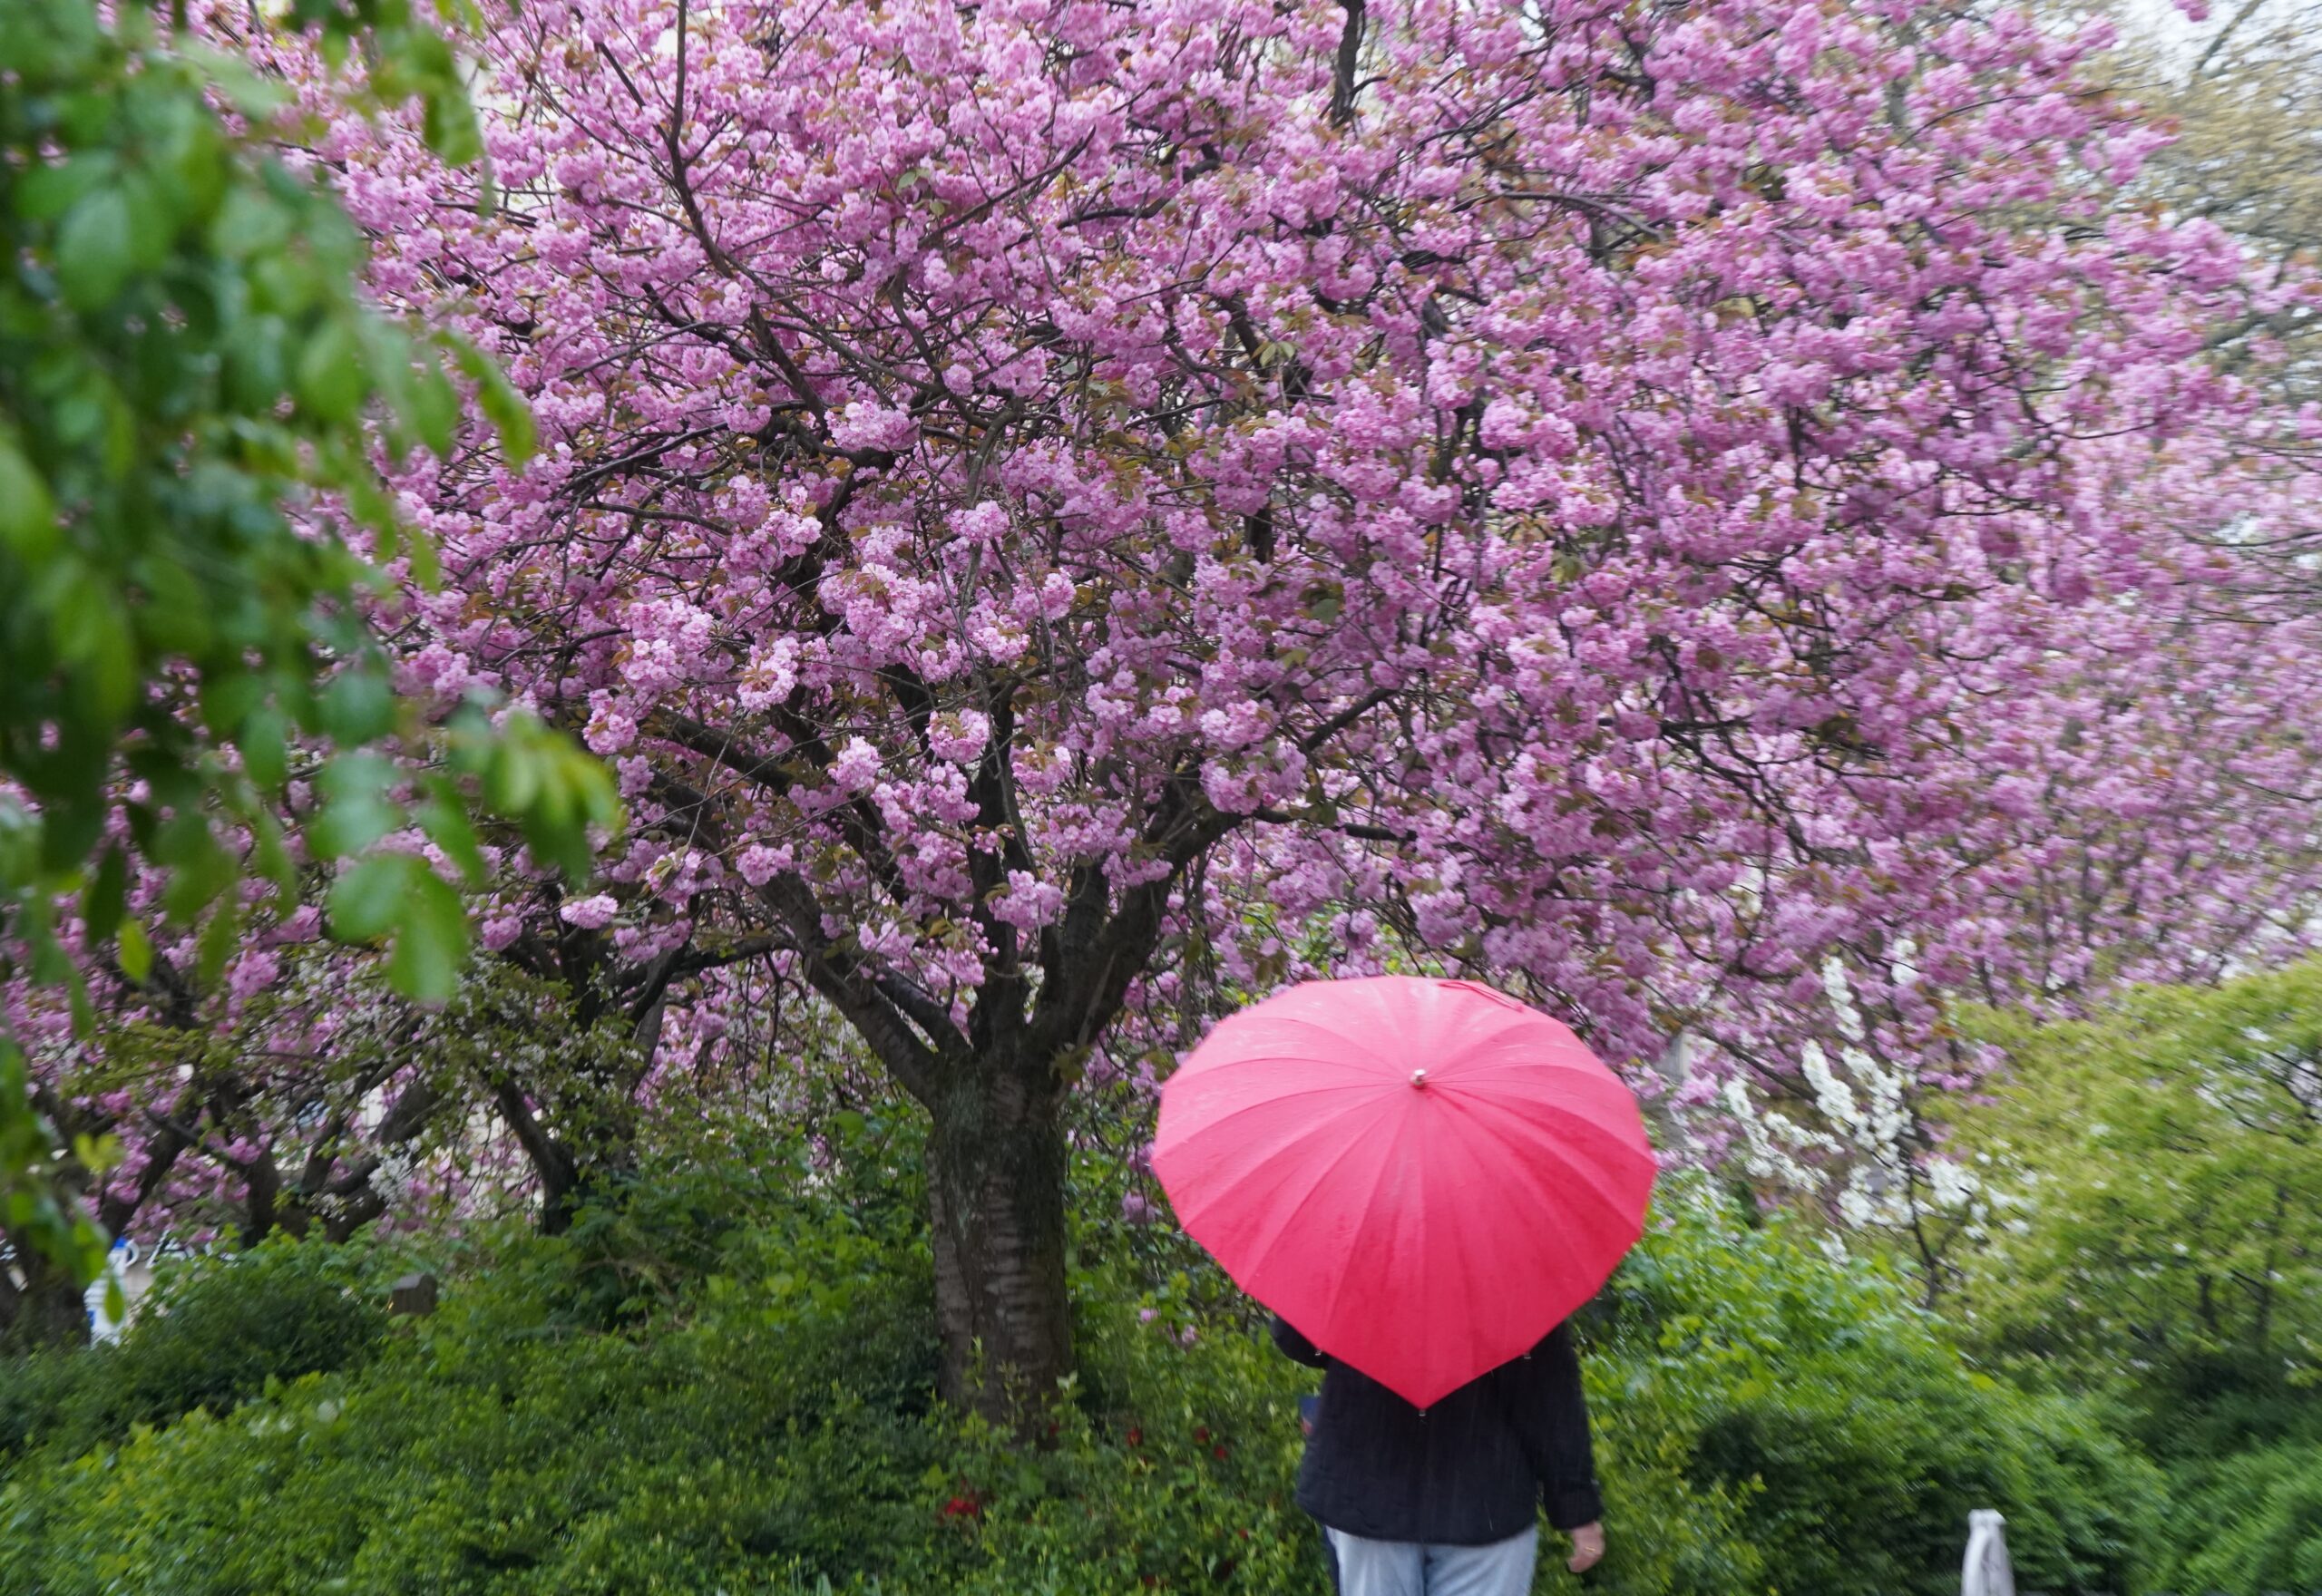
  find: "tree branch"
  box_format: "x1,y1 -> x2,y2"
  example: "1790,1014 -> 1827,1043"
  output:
752,872 -> 954,1101
1330,0 -> 1367,128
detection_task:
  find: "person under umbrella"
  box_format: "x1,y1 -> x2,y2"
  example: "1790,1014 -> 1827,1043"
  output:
1277,1313 -> 1605,1594
1155,976 -> 1654,1596
1296,1396 -> 1344,1591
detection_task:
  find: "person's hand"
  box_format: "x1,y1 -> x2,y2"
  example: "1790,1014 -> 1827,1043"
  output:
1566,1522 -> 1605,1573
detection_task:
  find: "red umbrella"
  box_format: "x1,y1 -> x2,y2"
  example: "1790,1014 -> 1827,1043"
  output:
1152,975 -> 1656,1408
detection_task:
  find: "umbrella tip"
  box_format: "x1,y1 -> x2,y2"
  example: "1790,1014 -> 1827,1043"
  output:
1410,1068 -> 1429,1088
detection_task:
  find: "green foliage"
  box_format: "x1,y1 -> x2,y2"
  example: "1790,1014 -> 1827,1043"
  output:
0,1235 -> 385,1464
2155,1440 -> 2322,1595
0,1149 -> 2171,1596
1924,967 -> 2322,1596
275,0 -> 493,172
0,1038 -> 117,1285
1946,961 -> 2322,1438
0,0 -> 619,1282
1577,1187 -> 2158,1596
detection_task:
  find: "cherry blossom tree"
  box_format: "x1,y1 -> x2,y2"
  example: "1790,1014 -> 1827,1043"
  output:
151,0 -> 2322,1413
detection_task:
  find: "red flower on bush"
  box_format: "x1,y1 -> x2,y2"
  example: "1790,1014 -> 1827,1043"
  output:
940,1494 -> 982,1521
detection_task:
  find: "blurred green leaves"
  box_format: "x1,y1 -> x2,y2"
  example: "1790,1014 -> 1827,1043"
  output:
1948,961 -> 2322,1412
0,0 -> 618,1283
1,1038 -> 120,1287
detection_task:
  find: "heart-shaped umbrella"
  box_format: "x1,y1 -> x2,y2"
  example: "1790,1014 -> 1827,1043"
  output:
1153,975 -> 1656,1408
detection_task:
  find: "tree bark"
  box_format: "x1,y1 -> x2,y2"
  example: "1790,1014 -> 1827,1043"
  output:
923,1051 -> 1072,1426
490,1075 -> 586,1235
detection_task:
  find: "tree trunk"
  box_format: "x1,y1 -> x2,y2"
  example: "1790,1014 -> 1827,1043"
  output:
924,1053 -> 1072,1426
488,1075 -> 586,1235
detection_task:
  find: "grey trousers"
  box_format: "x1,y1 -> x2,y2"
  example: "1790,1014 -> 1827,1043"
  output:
1324,1526 -> 1539,1596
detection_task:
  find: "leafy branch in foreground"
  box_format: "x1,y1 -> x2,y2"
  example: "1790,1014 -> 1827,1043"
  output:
0,0 -> 617,1284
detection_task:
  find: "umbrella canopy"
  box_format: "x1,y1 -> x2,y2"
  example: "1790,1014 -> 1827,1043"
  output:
1153,975 -> 1656,1408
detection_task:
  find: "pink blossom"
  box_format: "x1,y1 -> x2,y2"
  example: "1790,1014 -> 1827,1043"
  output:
560,894 -> 620,929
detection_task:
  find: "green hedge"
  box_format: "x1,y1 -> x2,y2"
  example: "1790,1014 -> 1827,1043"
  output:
2153,1442 -> 2322,1595
1575,1195 -> 2158,1596
0,1235 -> 383,1464
0,1153 -> 2167,1595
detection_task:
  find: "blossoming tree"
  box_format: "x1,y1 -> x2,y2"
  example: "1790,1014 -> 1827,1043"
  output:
167,0 -> 2322,1411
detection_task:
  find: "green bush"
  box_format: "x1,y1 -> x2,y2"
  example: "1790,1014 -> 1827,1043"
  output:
2155,1441 -> 2322,1595
0,1234 -> 384,1465
1581,1189 -> 2161,1596
0,1115 -> 1322,1595
0,1148 -> 2173,1595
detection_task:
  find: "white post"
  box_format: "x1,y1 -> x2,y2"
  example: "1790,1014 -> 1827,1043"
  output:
1961,1509 -> 2015,1596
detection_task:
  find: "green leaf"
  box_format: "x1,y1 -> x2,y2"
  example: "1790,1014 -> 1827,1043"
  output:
131,554 -> 213,655
210,184 -> 293,261
327,852 -> 413,943
446,335 -> 535,467
405,522 -> 443,589
117,920 -> 153,984
321,668 -> 396,744
406,361 -> 460,460
421,88 -> 484,168
384,866 -> 470,1004
83,845 -> 128,945
238,706 -> 290,792
296,318 -> 367,423
49,569 -> 137,720
199,668 -> 266,741
63,970 -> 93,1039
0,437 -> 60,560
184,41 -> 291,120
247,807 -> 297,898
16,153 -> 117,223
115,171 -> 174,275
154,813 -> 234,924
308,752 -> 403,859
326,842 -> 476,1003
417,779 -> 488,885
55,187 -> 137,312
195,890 -> 240,987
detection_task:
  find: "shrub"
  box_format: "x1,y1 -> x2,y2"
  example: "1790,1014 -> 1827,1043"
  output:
0,1152 -> 2172,1595
2153,1442 -> 2322,1596
1583,1187 -> 2162,1596
0,1233 -> 385,1465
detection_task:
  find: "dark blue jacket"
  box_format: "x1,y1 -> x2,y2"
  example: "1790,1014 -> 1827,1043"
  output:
1273,1315 -> 1604,1546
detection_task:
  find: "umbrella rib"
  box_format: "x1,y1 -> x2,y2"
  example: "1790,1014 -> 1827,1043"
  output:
1310,1098 -> 1422,1348
1432,1092 -> 1651,1248
1173,1090 -> 1396,1250
1222,1098 -> 1413,1295
1160,1077 -> 1384,1147
1161,1066 -> 1393,1127
1449,1091 -> 1651,1174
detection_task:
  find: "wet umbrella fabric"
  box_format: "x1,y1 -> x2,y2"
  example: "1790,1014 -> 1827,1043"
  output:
1153,976 -> 1657,1409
